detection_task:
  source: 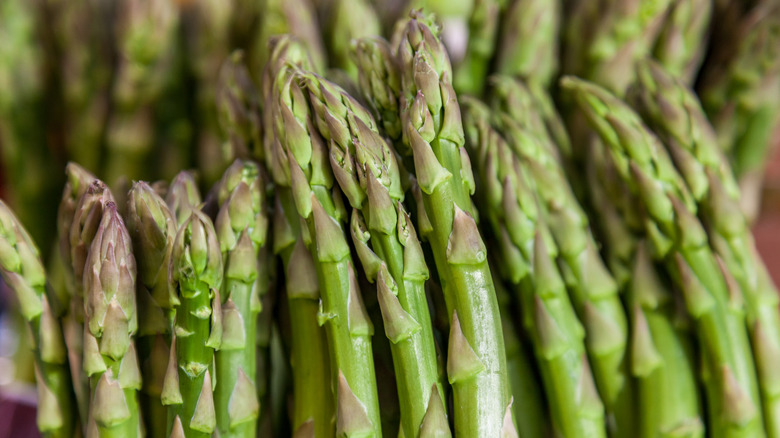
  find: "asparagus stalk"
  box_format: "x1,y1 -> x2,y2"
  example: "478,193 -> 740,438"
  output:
251,0 -> 326,76
453,0 -> 503,95
461,97 -> 606,437
629,59 -> 780,437
53,163 -> 97,427
495,100 -> 634,436
697,0 -> 780,221
0,201 -> 77,438
70,179 -> 117,427
300,71 -> 449,437
126,182 -> 178,438
652,0 -> 713,85
324,0 -> 381,77
213,160 -> 269,437
166,171 -> 203,227
492,0 -> 561,87
82,202 -> 142,437
394,13 -> 515,435
563,76 -> 766,437
216,52 -> 263,161
628,242 -> 704,438
494,274 -> 550,438
103,0 -> 179,186
561,0 -> 672,95
352,37 -> 403,146
163,209 -> 223,437
262,36 -> 335,437
269,54 -> 382,435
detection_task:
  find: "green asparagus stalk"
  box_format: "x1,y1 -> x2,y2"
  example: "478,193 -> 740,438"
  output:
492,0 -> 561,87
324,0 -> 381,77
474,80 -> 634,435
82,201 -> 142,436
163,209 -> 223,437
652,0 -> 713,85
494,273 -> 550,438
126,182 -> 178,438
54,163 -> 97,428
103,0 -> 179,186
563,76 -> 766,437
213,159 -> 269,437
461,97 -> 606,437
216,51 -> 263,161
300,71 -> 449,437
453,0 -> 503,95
166,171 -> 202,227
352,37 -> 403,146
628,241 -> 704,438
261,36 -> 335,437
251,0 -> 326,76
394,12 -> 515,435
269,56 -> 382,435
561,0 -> 672,95
0,201 -> 77,438
697,0 -> 780,221
629,58 -> 780,437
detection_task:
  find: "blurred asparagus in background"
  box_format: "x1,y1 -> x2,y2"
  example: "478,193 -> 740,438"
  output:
697,0 -> 780,222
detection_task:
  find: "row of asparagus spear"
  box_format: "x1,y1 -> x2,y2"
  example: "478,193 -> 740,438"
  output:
0,0 -> 779,437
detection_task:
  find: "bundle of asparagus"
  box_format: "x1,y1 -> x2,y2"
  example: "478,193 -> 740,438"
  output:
1,3 -> 780,438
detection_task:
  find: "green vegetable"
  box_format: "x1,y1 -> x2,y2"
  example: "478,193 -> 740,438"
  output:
126,181 -> 178,438
652,0 -> 712,84
630,59 -> 780,438
166,171 -> 202,227
262,36 -> 336,437
164,209 -> 224,437
214,160 -> 269,437
302,71 -> 449,437
454,0 -> 503,95
0,200 -> 77,438
493,0 -> 560,87
394,11 -> 514,436
462,97 -> 606,437
82,202 -> 142,436
563,76 -> 766,437
269,50 -> 382,436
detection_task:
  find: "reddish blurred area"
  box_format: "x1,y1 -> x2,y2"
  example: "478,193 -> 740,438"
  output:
755,135 -> 780,286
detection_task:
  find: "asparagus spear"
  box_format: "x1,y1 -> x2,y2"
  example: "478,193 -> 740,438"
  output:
251,0 -> 326,76
494,273 -> 550,438
216,52 -> 263,161
453,0 -> 503,95
462,97 -> 606,437
561,0 -> 671,95
103,0 -> 179,186
166,171 -> 202,227
213,160 -> 269,437
301,71 -> 449,437
262,36 -> 335,437
652,0 -> 713,85
629,58 -> 780,437
82,202 -> 142,436
563,76 -> 766,437
352,37 -> 403,146
494,99 -> 634,436
53,163 -> 97,426
394,12 -> 515,436
628,242 -> 704,438
126,182 -> 178,438
492,0 -> 561,87
697,0 -> 780,221
0,201 -> 77,438
163,209 -> 223,437
324,0 -> 381,77
269,53 -> 382,436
